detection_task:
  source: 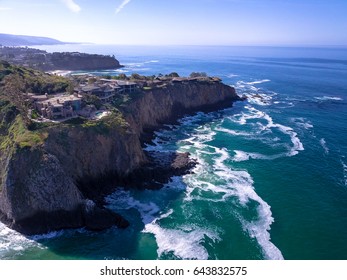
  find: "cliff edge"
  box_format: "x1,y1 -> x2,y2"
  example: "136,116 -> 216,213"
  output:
0,77 -> 240,235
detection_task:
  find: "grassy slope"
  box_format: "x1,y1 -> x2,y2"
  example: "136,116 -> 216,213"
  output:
0,60 -> 71,94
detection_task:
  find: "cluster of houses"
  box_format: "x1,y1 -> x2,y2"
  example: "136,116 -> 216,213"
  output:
28,79 -> 138,120
79,79 -> 137,102
26,74 -> 221,121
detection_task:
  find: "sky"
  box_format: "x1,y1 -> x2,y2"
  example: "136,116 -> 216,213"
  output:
0,0 -> 346,46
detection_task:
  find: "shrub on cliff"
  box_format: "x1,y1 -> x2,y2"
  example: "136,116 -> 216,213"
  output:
82,94 -> 102,110
0,61 -> 72,94
166,72 -> 180,78
190,72 -> 207,78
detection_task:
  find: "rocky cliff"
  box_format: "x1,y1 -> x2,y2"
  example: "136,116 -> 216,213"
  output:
48,52 -> 121,71
124,80 -> 239,139
0,47 -> 122,71
0,80 -> 240,234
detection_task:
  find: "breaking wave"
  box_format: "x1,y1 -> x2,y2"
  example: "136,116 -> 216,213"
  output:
0,223 -> 45,259
143,111 -> 285,259
315,96 -> 343,101
245,79 -> 271,85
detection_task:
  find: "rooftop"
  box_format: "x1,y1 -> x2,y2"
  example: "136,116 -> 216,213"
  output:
39,94 -> 82,107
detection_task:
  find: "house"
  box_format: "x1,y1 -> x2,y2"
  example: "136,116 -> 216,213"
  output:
115,81 -> 137,93
35,94 -> 82,119
80,84 -> 120,102
80,85 -> 103,95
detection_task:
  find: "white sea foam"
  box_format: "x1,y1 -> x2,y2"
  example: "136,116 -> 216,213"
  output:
227,74 -> 239,78
215,127 -> 251,136
315,96 -> 343,101
320,138 -> 329,154
341,160 -> 347,187
114,69 -> 130,73
210,147 -> 284,259
146,60 -> 159,63
144,221 -> 220,260
262,110 -> 304,156
106,189 -> 160,224
232,150 -> 285,162
106,181 -> 219,260
140,108 -> 285,259
227,106 -> 304,157
239,202 -> 284,260
182,142 -> 284,259
227,106 -> 265,125
30,230 -> 68,241
144,208 -> 221,259
245,79 -> 271,85
291,117 -> 314,130
0,222 -> 45,257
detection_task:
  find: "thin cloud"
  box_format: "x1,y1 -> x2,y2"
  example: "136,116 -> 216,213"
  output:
0,7 -> 12,11
61,0 -> 81,13
115,0 -> 131,14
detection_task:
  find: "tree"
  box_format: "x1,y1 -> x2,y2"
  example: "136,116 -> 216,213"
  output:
88,77 -> 97,84
81,94 -> 102,110
2,74 -> 31,126
167,72 -> 180,78
131,73 -> 142,80
189,72 -> 207,78
118,73 -> 127,80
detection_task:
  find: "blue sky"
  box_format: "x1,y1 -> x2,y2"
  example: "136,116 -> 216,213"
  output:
0,0 -> 346,46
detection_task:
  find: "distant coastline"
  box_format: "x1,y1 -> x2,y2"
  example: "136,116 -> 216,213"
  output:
0,46 -> 122,71
0,58 -> 241,235
0,33 -> 69,47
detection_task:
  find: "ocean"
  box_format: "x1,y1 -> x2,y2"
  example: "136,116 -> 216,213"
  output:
1,45 -> 346,260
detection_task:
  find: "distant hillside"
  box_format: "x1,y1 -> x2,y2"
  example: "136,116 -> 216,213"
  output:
0,47 -> 122,71
0,33 -> 64,46
0,60 -> 72,93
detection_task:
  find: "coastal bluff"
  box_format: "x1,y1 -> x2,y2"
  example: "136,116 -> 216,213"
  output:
0,77 -> 240,235
0,47 -> 122,71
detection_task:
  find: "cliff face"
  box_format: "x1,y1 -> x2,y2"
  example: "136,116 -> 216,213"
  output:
44,125 -> 146,181
0,147 -> 84,233
124,81 -> 238,138
48,52 -> 121,71
0,80 -> 239,234
0,47 -> 122,71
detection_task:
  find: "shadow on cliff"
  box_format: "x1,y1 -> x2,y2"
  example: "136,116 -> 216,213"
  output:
22,106 -> 243,260
24,180 -> 188,260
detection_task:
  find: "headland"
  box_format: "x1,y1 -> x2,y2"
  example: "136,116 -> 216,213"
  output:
0,60 -> 241,235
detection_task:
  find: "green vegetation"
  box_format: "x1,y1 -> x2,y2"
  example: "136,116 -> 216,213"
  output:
0,114 -> 47,151
190,72 -> 207,78
82,94 -> 102,110
79,109 -> 128,136
167,72 -> 180,78
10,116 -> 48,148
0,97 -> 49,152
0,99 -> 17,132
100,73 -> 128,80
0,62 -> 57,152
0,61 -> 72,94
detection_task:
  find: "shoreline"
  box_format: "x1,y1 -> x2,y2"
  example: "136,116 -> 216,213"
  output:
0,75 -> 241,235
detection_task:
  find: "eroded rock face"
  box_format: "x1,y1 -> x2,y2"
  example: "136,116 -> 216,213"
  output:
44,126 -> 146,182
0,147 -> 83,234
0,147 -> 129,235
124,81 -> 239,139
0,80 -> 239,234
49,52 -> 122,71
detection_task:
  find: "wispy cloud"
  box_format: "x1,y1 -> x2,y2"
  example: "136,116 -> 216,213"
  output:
61,0 -> 81,13
115,0 -> 131,14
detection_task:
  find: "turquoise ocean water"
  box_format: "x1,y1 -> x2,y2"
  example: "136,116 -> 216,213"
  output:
0,45 -> 346,260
